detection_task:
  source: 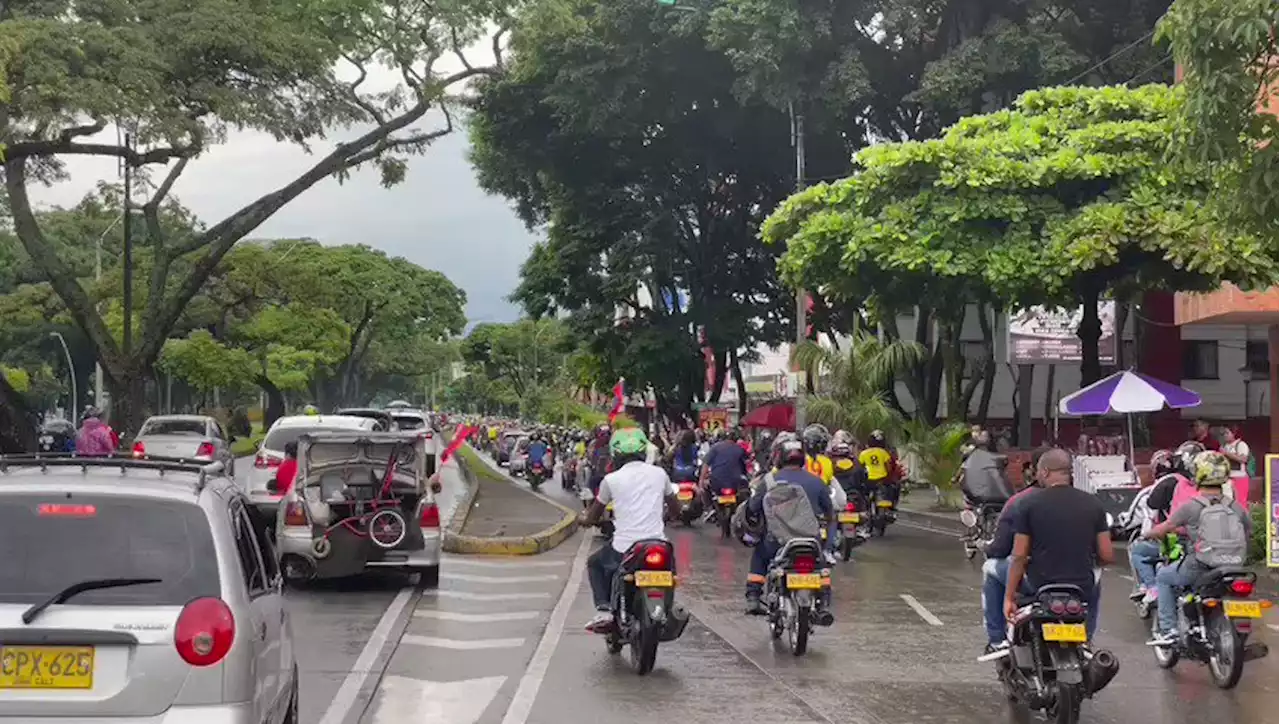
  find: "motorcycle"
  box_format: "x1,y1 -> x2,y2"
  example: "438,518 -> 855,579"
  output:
868,482 -> 899,536
675,481 -> 703,525
959,499 -> 1003,560
714,483 -> 741,538
836,496 -> 870,561
1150,567 -> 1271,689
562,456 -> 578,491
990,584 -> 1119,724
527,458 -> 548,491
600,539 -> 690,674
763,537 -> 831,656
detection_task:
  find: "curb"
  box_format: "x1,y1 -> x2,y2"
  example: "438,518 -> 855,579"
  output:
442,443 -> 578,556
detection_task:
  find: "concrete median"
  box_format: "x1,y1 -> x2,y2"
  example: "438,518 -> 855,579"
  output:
442,443 -> 579,555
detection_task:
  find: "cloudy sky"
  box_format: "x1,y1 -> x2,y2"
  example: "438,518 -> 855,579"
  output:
29,43 -> 540,326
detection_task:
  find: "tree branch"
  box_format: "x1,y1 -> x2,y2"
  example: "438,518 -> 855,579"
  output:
340,52 -> 388,125
56,119 -> 107,143
450,28 -> 476,72
492,25 -> 510,71
341,102 -> 453,170
5,138 -> 196,165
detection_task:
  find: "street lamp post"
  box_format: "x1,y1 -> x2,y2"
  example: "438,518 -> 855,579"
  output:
49,332 -> 77,420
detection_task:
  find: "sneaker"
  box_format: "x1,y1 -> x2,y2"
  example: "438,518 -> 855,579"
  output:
1128,588 -> 1145,602
1141,589 -> 1158,604
584,610 -> 614,633
1145,631 -> 1176,647
978,641 -> 1010,662
823,550 -> 838,565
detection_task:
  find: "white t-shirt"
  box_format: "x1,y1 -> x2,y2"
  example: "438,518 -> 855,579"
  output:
1223,439 -> 1251,475
598,461 -> 673,553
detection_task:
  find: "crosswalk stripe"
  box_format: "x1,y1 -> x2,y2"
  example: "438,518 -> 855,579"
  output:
402,635 -> 526,650
442,572 -> 561,584
415,610 -> 541,623
426,590 -> 551,601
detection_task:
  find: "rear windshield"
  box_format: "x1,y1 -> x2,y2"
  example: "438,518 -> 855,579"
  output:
392,415 -> 426,430
0,494 -> 220,605
264,425 -> 365,452
140,419 -> 205,436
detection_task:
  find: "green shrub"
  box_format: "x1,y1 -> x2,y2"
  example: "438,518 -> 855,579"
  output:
1249,503 -> 1268,565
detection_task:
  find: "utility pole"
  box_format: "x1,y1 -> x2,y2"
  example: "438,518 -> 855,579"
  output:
121,133 -> 134,357
789,100 -> 807,432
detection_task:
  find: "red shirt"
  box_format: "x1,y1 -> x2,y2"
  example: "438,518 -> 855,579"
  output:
1196,433 -> 1221,451
276,459 -> 299,495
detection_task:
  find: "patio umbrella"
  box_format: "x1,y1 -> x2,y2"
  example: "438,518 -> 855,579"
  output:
1059,370 -> 1202,415
740,401 -> 795,430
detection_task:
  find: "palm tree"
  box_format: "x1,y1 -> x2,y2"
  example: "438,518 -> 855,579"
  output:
790,332 -> 926,441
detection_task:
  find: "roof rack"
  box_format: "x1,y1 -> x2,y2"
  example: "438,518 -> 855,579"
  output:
0,454 -> 225,491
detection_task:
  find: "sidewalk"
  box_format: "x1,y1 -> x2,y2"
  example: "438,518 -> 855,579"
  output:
443,444 -> 578,555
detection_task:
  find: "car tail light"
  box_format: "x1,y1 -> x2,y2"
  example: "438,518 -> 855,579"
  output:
283,501 -> 308,527
643,545 -> 668,569
254,453 -> 282,469
174,598 -> 235,667
1230,579 -> 1255,597
792,555 -> 816,574
132,441 -> 145,458
420,503 -> 441,528
196,442 -> 215,458
721,488 -> 735,496
1064,599 -> 1083,615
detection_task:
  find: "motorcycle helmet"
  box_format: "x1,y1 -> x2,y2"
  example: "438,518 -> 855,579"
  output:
867,429 -> 887,448
609,427 -> 649,459
1148,449 -> 1176,477
828,440 -> 853,459
1191,450 -> 1230,488
81,405 -> 102,420
801,424 -> 830,455
1175,440 -> 1205,473
830,429 -> 855,449
773,431 -> 806,468
303,404 -> 319,416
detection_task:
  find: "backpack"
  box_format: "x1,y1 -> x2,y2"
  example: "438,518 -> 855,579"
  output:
1189,495 -> 1249,567
761,478 -> 821,544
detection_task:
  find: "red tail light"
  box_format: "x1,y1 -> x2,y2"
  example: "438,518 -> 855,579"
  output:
174,598 -> 235,667
195,442 -> 215,458
720,488 -> 735,496
1064,599 -> 1083,616
643,545 -> 668,569
845,502 -> 855,512
793,555 -> 816,574
254,453 -> 282,469
132,441 -> 145,458
283,501 -> 307,527
420,503 -> 440,528
679,482 -> 697,491
1230,579 -> 1255,597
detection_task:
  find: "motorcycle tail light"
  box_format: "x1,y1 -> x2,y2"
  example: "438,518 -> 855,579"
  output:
845,502 -> 856,512
1064,599 -> 1083,615
1049,599 -> 1066,616
643,545 -> 668,569
679,482 -> 697,491
1229,579 -> 1254,597
793,555 -> 816,574
721,488 -> 735,496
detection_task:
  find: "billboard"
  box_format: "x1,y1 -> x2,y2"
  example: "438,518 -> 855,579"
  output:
1007,302 -> 1117,365
698,406 -> 729,434
1267,455 -> 1278,569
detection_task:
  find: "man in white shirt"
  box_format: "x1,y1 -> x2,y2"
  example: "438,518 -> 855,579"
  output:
579,427 -> 679,631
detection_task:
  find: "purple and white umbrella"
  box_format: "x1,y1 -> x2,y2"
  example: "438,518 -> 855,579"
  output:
1059,370 -> 1201,416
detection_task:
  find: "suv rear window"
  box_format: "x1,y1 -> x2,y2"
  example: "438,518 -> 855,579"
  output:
0,494 -> 220,605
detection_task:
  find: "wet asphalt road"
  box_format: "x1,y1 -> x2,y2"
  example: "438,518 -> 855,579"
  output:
261,455 -> 1280,724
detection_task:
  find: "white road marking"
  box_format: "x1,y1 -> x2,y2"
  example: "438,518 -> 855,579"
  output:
442,572 -> 562,584
416,610 -> 542,623
368,675 -> 506,724
900,594 -> 944,626
1268,624 -> 1279,632
316,587 -> 414,724
427,590 -> 551,602
1119,574 -> 1135,582
442,557 -> 567,569
402,635 -> 526,650
501,533 -> 593,724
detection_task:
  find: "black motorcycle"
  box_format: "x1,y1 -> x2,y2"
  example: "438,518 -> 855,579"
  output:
764,537 -> 831,656
712,482 -> 743,538
992,584 -> 1119,724
527,458 -> 547,491
1150,567 -> 1270,689
38,419 -> 76,454
867,482 -> 899,537
959,499 -> 1002,560
602,539 -> 690,674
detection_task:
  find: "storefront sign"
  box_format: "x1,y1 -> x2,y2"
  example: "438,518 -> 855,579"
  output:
1267,454 -> 1278,568
698,407 -> 728,434
1007,302 -> 1117,364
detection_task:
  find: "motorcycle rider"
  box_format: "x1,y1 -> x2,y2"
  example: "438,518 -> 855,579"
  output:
75,406 -> 117,457
1144,450 -> 1252,646
801,424 -> 835,484
1125,450 -> 1183,604
579,428 -> 680,632
585,425 -> 613,496
859,430 -> 900,507
526,431 -> 549,478
979,449 -> 1046,652
743,433 -> 834,623
702,427 -> 750,511
1002,448 -> 1114,642
669,429 -> 699,483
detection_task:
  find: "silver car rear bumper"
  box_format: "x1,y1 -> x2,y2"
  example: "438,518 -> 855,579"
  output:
278,527 -> 440,580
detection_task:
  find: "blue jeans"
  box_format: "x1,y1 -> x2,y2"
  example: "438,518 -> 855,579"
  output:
982,557 -> 1101,645
587,544 -> 623,610
1156,558 -> 1205,635
1128,540 -> 1162,589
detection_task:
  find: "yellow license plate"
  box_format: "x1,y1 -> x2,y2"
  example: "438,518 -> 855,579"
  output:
676,491 -> 694,501
1224,600 -> 1262,618
635,570 -> 673,587
786,573 -> 822,590
0,646 -> 94,689
838,512 -> 860,523
717,495 -> 736,504
1041,623 -> 1087,643
876,500 -> 894,508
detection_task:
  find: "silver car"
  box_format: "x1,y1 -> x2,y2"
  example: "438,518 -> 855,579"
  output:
384,408 -> 440,477
275,431 -> 440,588
246,415 -> 379,527
0,455 -> 297,723
133,415 -> 237,477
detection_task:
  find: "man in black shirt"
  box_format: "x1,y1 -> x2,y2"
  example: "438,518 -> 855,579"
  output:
1003,448 -> 1114,637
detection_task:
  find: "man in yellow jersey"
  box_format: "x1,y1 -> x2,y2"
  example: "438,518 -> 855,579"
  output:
801,424 -> 835,485
859,430 -> 900,507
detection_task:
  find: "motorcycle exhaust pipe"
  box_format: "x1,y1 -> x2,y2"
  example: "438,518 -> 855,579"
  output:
1242,642 -> 1269,662
1083,649 -> 1119,695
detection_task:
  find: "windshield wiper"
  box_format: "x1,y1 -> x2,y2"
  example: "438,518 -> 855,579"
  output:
22,578 -> 163,625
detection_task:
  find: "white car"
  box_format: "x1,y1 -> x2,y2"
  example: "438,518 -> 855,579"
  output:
246,415 -> 379,526
383,408 -> 440,476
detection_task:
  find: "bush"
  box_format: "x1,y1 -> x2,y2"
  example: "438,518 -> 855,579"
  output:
1249,503 -> 1267,565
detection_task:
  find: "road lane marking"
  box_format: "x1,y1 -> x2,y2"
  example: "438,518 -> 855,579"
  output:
402,635 -> 526,650
416,610 -> 541,623
1268,624 -> 1279,632
369,675 -> 506,724
442,572 -> 562,584
426,590 -> 551,601
316,587 -> 415,724
501,533 -> 592,724
442,558 -> 567,569
900,594 -> 944,626
1119,574 -> 1134,582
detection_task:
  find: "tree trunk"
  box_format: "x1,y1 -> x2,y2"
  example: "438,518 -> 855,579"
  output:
257,375 -> 286,430
940,320 -> 964,421
1043,364 -> 1057,445
1014,364 -> 1033,448
107,365 -> 151,444
0,373 -> 39,453
1077,286 -> 1103,385
730,348 -> 747,418
976,305 -> 996,425
708,349 -> 728,403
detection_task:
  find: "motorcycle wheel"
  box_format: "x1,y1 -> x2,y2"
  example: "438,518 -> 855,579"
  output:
786,605 -> 810,656
530,476 -> 542,492
1049,682 -> 1081,724
873,517 -> 886,537
719,508 -> 732,538
630,621 -> 660,675
1150,616 -> 1180,669
1207,611 -> 1245,689
841,537 -> 854,562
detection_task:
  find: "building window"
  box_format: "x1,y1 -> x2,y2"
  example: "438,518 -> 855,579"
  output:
1182,340 -> 1219,380
1246,341 -> 1270,377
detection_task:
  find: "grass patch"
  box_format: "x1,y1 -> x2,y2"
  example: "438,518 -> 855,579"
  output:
229,422 -> 265,458
456,444 -> 505,484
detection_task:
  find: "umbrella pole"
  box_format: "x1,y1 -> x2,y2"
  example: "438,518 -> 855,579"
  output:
1127,413 -> 1136,468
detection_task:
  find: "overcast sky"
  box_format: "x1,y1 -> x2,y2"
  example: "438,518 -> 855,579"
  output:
29,42 -> 539,326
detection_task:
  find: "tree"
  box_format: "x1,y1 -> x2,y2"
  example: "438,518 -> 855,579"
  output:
460,319 -> 569,400
764,84 -> 1277,391
0,0 -> 510,436
1157,0 -> 1279,239
791,333 -> 927,439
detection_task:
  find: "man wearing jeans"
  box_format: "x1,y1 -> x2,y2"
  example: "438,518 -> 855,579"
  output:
980,451 -> 1044,652
579,428 -> 680,632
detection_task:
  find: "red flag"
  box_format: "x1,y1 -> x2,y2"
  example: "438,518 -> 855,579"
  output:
608,379 -> 626,423
441,424 -> 475,463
